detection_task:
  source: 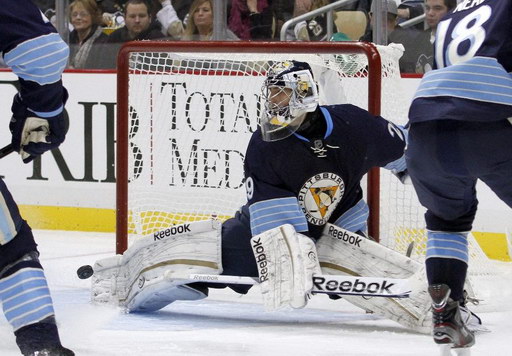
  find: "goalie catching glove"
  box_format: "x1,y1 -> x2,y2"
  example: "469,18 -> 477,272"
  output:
251,224 -> 321,311
9,88 -> 69,163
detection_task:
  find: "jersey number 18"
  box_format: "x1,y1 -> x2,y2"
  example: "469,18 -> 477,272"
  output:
435,5 -> 491,68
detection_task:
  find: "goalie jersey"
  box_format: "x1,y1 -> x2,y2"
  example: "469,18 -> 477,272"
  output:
245,104 -> 406,239
0,1 -> 69,118
409,0 -> 512,123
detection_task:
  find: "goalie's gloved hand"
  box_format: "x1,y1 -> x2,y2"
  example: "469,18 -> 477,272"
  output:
9,89 -> 69,163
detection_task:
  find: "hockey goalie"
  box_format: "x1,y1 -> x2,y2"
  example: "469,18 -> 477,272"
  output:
88,59 -> 483,339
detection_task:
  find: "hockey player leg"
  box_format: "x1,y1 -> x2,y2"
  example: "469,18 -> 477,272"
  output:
219,208 -> 258,295
425,228 -> 484,341
251,224 -> 321,310
0,221 -> 73,356
91,220 -> 222,312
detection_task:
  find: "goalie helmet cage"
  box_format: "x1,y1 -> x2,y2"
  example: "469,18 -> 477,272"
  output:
116,41 -> 384,254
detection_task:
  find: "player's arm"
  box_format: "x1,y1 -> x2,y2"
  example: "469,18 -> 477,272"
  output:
361,111 -> 409,183
382,122 -> 410,184
0,3 -> 69,162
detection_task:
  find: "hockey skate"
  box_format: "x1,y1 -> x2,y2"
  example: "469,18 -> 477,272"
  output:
429,284 -> 475,350
26,346 -> 75,356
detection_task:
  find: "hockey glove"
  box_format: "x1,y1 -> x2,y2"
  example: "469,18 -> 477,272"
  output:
9,89 -> 69,163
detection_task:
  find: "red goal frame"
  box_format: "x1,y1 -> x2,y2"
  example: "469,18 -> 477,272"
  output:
116,41 -> 382,254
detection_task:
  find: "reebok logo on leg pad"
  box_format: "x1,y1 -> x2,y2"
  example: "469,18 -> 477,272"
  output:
251,237 -> 269,283
326,225 -> 362,247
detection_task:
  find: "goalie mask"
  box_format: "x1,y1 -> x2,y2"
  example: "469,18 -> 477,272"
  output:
260,61 -> 319,141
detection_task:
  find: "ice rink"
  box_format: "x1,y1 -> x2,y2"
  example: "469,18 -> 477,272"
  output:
1,230 -> 511,356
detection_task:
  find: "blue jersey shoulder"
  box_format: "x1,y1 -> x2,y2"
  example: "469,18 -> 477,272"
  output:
0,0 -> 69,116
0,1 -> 57,54
410,0 -> 512,123
434,0 -> 512,70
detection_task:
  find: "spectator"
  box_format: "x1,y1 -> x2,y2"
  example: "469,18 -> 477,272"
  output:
397,0 -> 425,30
156,0 -> 186,39
272,0 -> 294,39
424,0 -> 455,39
107,0 -> 165,42
98,0 -> 125,28
229,0 -> 274,40
359,0 -> 399,44
158,0 -> 194,22
390,0 -> 457,73
275,0 -> 314,40
97,0 -> 165,69
293,0 -> 337,41
181,0 -> 239,41
68,0 -> 108,69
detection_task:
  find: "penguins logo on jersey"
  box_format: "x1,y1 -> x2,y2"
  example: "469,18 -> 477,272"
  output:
298,173 -> 345,225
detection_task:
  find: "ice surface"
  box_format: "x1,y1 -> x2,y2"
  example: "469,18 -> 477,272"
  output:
1,230 -> 511,356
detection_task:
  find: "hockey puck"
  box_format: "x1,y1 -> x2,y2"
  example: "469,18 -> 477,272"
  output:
77,265 -> 94,279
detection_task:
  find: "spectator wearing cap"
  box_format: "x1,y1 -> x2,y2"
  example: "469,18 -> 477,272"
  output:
359,0 -> 399,44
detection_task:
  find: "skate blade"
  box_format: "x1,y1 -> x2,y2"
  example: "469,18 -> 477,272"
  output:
439,344 -> 472,356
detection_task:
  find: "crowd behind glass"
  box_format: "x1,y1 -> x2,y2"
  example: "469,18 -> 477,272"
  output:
24,0 -> 450,73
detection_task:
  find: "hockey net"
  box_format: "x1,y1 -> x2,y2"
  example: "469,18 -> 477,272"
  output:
116,41 -> 510,306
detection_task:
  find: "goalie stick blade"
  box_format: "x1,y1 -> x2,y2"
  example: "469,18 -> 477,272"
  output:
310,290 -> 410,299
311,275 -> 411,298
77,264 -> 94,279
187,274 -> 411,298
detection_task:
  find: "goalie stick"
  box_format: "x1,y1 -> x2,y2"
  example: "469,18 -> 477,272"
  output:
77,264 -> 412,298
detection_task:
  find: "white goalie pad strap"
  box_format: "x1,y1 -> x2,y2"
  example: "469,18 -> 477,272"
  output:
317,224 -> 431,333
91,219 -> 222,311
251,224 -> 321,311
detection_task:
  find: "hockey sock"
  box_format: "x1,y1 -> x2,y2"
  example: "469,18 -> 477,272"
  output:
426,257 -> 467,302
0,251 -> 61,352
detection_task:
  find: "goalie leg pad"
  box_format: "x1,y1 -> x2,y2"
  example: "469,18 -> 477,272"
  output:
91,220 -> 222,312
317,224 -> 432,333
251,224 -> 321,311
126,281 -> 207,312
